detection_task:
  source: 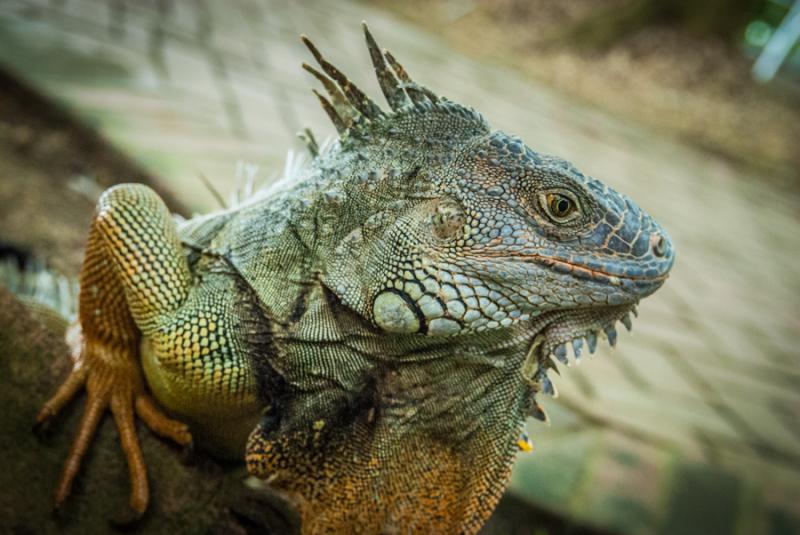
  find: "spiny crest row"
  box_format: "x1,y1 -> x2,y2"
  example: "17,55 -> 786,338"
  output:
301,22 -> 483,136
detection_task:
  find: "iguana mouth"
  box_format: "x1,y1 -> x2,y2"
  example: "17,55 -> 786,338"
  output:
482,250 -> 670,285
530,256 -> 670,286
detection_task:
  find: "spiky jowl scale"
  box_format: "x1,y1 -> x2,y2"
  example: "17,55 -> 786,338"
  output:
38,23 -> 674,534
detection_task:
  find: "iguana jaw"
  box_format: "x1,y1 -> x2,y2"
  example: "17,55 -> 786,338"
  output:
515,247 -> 666,371
537,303 -> 638,359
518,302 -> 640,417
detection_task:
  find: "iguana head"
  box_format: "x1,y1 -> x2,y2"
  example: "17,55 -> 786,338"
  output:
310,24 -> 674,361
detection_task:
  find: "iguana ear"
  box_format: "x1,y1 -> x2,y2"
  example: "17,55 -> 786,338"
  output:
321,197 -> 470,337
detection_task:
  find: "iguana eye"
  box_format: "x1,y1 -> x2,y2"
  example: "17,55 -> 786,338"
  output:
538,192 -> 580,223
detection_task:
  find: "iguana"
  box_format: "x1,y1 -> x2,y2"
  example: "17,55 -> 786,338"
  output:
37,24 -> 674,534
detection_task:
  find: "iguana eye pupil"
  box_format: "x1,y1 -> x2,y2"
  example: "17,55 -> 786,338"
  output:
543,193 -> 577,220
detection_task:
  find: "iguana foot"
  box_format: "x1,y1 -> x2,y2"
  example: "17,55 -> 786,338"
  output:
37,327 -> 192,516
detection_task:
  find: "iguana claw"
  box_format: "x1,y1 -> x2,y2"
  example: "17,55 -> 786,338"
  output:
38,329 -> 191,516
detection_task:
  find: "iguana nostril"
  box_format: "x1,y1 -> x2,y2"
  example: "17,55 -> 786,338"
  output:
652,234 -> 667,257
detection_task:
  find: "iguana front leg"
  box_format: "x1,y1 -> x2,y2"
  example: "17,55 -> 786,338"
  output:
37,184 -> 193,516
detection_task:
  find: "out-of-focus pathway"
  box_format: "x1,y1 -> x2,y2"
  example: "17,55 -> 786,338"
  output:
1,1 -> 798,533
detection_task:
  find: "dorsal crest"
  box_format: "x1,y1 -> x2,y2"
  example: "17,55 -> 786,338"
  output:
301,23 -> 487,138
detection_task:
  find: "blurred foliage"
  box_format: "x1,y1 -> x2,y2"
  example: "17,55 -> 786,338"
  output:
559,0 -> 800,68
744,0 -> 800,59
560,0 -> 767,49
383,0 -> 800,184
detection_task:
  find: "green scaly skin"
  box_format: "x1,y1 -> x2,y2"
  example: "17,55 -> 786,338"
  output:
39,24 -> 675,534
